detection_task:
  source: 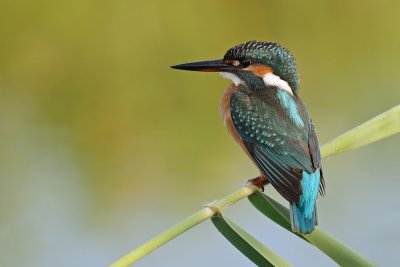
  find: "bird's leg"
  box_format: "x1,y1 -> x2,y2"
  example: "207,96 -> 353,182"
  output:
247,176 -> 269,192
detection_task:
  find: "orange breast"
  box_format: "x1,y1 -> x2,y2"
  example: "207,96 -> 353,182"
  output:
220,84 -> 252,159
220,83 -> 267,181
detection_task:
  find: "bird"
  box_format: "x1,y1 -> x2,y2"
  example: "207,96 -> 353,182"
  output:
171,41 -> 325,234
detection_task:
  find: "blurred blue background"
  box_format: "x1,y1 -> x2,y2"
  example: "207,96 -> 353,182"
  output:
1,1 -> 399,266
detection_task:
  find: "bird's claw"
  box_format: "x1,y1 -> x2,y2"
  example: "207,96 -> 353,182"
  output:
247,176 -> 266,192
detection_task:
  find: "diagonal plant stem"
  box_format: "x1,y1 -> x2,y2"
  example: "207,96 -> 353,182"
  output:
321,105 -> 400,157
248,192 -> 377,266
109,208 -> 213,267
109,105 -> 400,267
109,186 -> 258,267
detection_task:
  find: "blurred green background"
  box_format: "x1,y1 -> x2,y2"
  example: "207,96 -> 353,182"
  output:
1,1 -> 399,266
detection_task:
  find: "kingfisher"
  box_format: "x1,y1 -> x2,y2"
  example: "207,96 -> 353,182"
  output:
171,41 -> 325,234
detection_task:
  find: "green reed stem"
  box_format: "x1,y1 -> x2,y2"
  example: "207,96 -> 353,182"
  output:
109,105 -> 399,267
109,186 -> 258,267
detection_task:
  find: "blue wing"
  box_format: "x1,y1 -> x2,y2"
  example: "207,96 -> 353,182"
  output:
230,87 -> 325,204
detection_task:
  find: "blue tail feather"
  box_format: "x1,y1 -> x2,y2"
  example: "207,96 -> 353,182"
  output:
290,170 -> 321,234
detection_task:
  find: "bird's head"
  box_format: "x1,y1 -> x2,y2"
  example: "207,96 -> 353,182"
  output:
171,41 -> 299,94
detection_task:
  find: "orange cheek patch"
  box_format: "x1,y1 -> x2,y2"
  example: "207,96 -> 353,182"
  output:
244,65 -> 272,77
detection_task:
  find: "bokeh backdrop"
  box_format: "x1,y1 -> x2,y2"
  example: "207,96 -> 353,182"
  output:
1,1 -> 400,266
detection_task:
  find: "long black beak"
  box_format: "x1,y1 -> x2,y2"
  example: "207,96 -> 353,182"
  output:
170,59 -> 235,72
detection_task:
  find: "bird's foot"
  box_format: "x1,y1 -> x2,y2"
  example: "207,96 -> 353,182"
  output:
246,176 -> 268,192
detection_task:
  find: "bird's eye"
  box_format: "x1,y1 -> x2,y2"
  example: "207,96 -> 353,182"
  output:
240,60 -> 251,68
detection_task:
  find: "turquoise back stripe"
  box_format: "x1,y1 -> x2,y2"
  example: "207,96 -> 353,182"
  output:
276,90 -> 304,127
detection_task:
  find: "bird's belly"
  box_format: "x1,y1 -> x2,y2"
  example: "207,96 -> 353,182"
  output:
220,83 -> 268,181
220,84 -> 252,159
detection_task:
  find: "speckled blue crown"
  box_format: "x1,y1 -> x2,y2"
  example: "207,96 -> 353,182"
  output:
224,41 -> 300,91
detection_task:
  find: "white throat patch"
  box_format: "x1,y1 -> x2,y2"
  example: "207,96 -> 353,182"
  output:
262,73 -> 293,95
220,72 -> 244,86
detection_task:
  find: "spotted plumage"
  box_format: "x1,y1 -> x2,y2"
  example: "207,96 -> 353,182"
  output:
171,40 -> 325,234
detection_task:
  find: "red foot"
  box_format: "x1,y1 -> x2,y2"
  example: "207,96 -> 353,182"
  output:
247,176 -> 268,192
